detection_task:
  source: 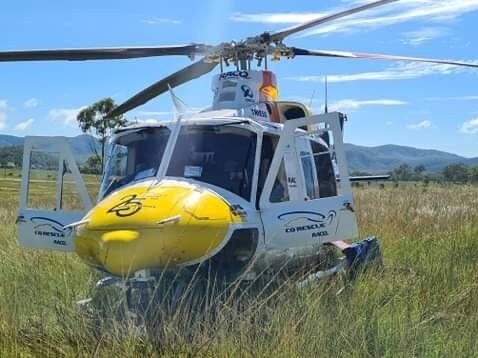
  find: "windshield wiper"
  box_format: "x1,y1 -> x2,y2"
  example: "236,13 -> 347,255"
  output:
103,177 -> 124,197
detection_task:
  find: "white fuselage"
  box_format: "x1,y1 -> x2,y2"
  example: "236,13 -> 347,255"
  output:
16,110 -> 358,279
97,112 -> 357,275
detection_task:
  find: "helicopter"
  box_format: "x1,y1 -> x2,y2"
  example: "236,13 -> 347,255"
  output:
5,0 -> 478,316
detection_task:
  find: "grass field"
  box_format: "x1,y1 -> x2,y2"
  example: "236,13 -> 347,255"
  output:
0,176 -> 477,357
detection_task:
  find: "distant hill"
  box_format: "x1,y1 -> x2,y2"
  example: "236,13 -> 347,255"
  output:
0,134 -> 476,173
345,144 -> 478,173
0,134 -> 100,164
64,134 -> 101,162
0,135 -> 24,147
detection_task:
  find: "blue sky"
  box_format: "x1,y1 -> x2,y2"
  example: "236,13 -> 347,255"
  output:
1,0 -> 477,156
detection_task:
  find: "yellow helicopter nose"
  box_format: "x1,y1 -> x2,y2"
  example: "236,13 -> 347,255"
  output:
74,182 -> 243,276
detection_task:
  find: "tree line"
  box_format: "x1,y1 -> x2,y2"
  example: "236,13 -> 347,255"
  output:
0,146 -> 58,170
352,163 -> 478,184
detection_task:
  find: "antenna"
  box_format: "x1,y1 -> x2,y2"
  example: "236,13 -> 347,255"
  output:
308,88 -> 317,110
319,75 -> 331,146
324,75 -> 328,114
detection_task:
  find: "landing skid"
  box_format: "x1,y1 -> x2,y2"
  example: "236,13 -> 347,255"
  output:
76,237 -> 383,341
77,237 -> 383,308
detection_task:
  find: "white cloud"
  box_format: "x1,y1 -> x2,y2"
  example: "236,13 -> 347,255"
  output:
14,118 -> 34,131
460,118 -> 478,134
48,106 -> 87,127
0,112 -> 6,129
408,120 -> 432,130
230,12 -> 325,24
426,95 -> 478,101
231,0 -> 478,37
24,98 -> 39,108
143,17 -> 181,25
289,61 -> 478,83
452,95 -> 478,101
321,98 -> 407,112
401,27 -> 448,46
0,100 -> 7,110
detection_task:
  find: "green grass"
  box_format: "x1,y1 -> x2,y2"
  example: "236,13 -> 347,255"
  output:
1,177 -> 478,357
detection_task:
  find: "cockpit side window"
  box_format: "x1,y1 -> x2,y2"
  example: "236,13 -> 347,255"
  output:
298,140 -> 320,200
256,133 -> 290,208
166,125 -> 257,201
310,140 -> 338,198
256,134 -> 276,208
269,160 -> 290,203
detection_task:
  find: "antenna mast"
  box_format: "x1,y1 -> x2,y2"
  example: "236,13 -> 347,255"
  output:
324,75 -> 328,114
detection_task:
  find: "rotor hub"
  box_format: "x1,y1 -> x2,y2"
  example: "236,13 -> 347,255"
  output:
203,35 -> 292,70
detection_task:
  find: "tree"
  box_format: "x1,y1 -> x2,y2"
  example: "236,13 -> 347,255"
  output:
83,155 -> 102,175
391,163 -> 413,181
442,163 -> 469,183
469,166 -> 478,184
0,145 -> 22,168
77,98 -> 127,170
414,164 -> 426,175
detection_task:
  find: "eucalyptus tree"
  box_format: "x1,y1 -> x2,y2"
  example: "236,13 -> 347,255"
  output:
77,98 -> 127,170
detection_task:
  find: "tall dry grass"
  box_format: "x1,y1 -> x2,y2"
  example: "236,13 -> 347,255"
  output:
1,178 -> 478,357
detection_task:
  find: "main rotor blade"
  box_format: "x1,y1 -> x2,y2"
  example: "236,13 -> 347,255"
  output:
0,44 -> 211,62
292,48 -> 478,68
270,0 -> 397,42
106,58 -> 217,118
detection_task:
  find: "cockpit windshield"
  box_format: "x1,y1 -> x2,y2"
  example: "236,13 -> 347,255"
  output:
99,127 -> 171,198
166,125 -> 257,200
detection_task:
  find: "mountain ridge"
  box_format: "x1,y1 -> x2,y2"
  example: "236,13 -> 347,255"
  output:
1,134 -> 476,173
344,143 -> 478,172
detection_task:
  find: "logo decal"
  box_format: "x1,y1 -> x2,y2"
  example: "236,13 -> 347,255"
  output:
230,204 -> 247,218
107,195 -> 143,217
250,108 -> 267,118
278,210 -> 337,237
31,217 -> 66,240
219,70 -> 249,79
278,210 -> 336,224
241,85 -> 254,101
287,177 -> 297,188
